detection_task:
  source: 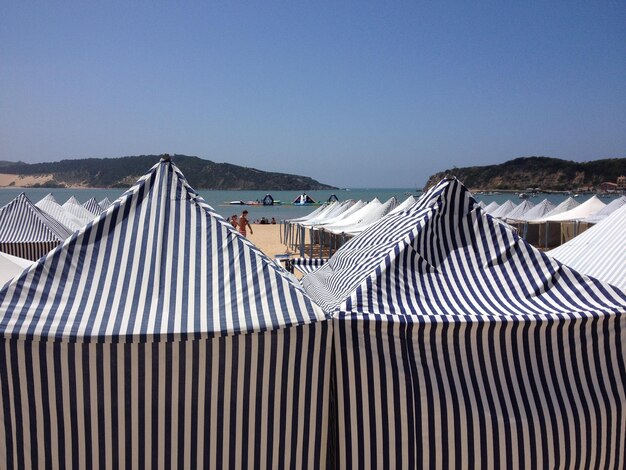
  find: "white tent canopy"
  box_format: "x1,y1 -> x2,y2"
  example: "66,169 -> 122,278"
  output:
36,193 -> 85,231
98,197 -> 112,210
537,195 -> 605,222
0,251 -> 33,286
504,200 -> 535,221
298,200 -> 355,227
515,198 -> 556,221
387,195 -> 417,215
489,199 -> 516,219
62,196 -> 97,224
311,200 -> 366,228
583,195 -> 626,224
323,197 -> 398,235
483,201 -> 500,214
549,203 -> 626,289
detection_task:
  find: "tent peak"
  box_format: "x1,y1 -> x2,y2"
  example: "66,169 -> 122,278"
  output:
160,154 -> 172,162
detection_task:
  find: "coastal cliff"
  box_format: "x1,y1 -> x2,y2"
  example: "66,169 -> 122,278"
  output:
424,156 -> 626,191
0,154 -> 336,190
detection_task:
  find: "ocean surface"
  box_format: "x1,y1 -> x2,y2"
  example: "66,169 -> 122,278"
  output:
0,187 -> 622,222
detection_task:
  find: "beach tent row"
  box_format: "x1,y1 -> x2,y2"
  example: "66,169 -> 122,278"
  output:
482,195 -> 623,248
284,195 -> 413,257
0,158 -> 332,468
0,193 -> 116,261
1,161 -> 625,468
302,178 -> 626,468
0,193 -> 72,260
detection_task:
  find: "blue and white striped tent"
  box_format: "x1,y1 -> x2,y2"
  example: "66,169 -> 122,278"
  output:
0,158 -> 332,468
0,193 -> 72,261
303,178 -> 626,468
83,197 -> 104,216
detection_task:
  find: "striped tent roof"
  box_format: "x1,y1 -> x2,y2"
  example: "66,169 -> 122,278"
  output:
0,158 -> 331,468
303,178 -> 625,314
303,178 -> 626,468
548,203 -> 626,289
1,158 -> 326,340
0,193 -> 71,244
62,196 -> 96,225
98,197 -> 112,210
83,197 -> 104,216
35,193 -> 85,231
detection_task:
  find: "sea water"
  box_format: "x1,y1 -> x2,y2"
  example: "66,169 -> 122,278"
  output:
0,187 -> 621,222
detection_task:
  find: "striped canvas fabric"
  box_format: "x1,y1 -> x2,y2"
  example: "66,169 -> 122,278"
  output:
0,158 -> 332,468
303,178 -> 626,469
99,197 -> 112,211
83,197 -> 104,216
291,257 -> 327,275
0,193 -> 72,261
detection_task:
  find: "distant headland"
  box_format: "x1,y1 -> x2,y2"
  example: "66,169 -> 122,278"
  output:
425,156 -> 626,192
0,154 -> 337,190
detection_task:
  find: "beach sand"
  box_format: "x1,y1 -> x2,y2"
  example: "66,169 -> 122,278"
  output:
245,223 -> 294,259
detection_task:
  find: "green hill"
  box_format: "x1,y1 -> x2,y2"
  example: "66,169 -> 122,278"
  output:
424,156 -> 626,191
0,154 -> 336,190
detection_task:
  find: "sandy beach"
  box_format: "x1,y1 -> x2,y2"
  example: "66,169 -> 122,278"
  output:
245,223 -> 293,258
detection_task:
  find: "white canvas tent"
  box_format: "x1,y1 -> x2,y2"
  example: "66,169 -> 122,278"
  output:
538,195 -> 606,245
0,158 -> 332,468
583,195 -> 626,224
0,251 -> 33,286
489,199 -> 516,219
99,197 -> 112,210
483,201 -> 500,214
62,196 -> 97,225
36,193 -> 85,231
548,203 -> 626,290
503,200 -> 535,221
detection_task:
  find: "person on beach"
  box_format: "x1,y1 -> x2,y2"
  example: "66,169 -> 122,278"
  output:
238,210 -> 253,237
230,214 -> 238,229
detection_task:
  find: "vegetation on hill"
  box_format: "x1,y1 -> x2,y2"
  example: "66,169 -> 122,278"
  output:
0,154 -> 336,190
424,157 -> 626,191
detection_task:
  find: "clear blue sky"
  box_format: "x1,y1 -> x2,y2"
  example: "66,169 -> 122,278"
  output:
2,1 -> 625,188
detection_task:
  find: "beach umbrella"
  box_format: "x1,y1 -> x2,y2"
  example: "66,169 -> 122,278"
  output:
302,178 -> 626,468
0,193 -> 71,260
0,157 -> 332,468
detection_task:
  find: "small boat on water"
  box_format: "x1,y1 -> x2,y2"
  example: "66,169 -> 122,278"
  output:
229,200 -> 245,205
